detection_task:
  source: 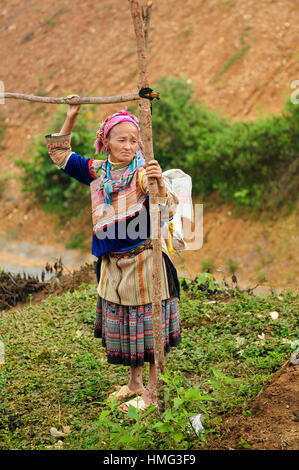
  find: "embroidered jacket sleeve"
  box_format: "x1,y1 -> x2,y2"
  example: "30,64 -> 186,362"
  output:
45,133 -> 104,185
138,168 -> 179,221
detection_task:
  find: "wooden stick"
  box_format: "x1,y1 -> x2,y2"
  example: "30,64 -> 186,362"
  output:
128,0 -> 165,414
0,92 -> 140,105
142,0 -> 152,49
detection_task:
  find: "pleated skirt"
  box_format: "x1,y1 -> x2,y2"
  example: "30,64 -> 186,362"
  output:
94,294 -> 181,368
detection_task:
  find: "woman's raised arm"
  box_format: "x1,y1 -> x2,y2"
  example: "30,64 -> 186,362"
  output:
59,94 -> 81,135
45,94 -> 104,185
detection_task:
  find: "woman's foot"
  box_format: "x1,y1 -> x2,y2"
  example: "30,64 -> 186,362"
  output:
140,384 -> 157,407
118,384 -> 157,413
108,384 -> 145,402
127,380 -> 145,395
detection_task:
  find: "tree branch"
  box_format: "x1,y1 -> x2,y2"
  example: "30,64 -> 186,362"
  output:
142,1 -> 153,49
0,92 -> 140,105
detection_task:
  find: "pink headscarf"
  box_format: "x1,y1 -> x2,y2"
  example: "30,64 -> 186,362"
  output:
94,106 -> 143,155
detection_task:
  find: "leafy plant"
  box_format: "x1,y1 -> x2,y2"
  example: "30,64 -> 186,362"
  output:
150,77 -> 299,213
95,372 -> 213,450
0,274 -> 297,450
66,232 -> 86,250
226,258 -> 238,275
14,105 -> 98,224
200,258 -> 215,273
213,44 -> 250,83
238,438 -> 252,449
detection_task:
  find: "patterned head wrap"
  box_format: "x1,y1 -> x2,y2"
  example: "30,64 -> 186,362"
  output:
94,106 -> 143,155
93,107 -> 145,215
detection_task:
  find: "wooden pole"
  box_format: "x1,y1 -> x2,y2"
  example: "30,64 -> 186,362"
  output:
128,0 -> 165,414
142,0 -> 152,49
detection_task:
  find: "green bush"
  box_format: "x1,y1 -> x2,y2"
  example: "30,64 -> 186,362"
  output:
14,78 -> 299,223
15,105 -> 98,223
151,77 -> 299,212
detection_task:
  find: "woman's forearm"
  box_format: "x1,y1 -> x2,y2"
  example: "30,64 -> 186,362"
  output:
59,115 -> 76,135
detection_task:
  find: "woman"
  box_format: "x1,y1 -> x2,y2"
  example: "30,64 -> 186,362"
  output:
45,95 -> 181,412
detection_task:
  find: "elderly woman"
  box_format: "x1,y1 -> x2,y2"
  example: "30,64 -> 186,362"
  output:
45,95 -> 181,411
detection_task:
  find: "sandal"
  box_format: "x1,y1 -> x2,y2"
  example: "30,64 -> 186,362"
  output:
108,385 -> 145,402
118,396 -> 157,414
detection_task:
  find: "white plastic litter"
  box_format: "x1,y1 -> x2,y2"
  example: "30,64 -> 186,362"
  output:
269,311 -> 279,320
290,349 -> 299,365
50,427 -> 66,438
162,169 -> 193,252
188,413 -> 205,435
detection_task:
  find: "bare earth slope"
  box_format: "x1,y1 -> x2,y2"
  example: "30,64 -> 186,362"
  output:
0,0 -> 299,451
0,0 -> 298,289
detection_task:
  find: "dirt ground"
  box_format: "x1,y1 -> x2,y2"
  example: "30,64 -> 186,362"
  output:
0,0 -> 298,451
205,362 -> 299,450
8,262 -> 98,311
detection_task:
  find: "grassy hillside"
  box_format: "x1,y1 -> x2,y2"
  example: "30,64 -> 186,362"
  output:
0,277 -> 297,450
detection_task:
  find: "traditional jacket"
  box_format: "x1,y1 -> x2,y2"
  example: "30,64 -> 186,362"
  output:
45,133 -> 180,305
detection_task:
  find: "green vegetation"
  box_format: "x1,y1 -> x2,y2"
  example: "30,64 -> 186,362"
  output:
213,44 -> 250,83
226,258 -> 238,275
0,277 -> 297,450
151,77 -> 299,214
0,180 -> 4,198
65,232 -> 87,250
0,169 -> 10,199
200,258 -> 215,273
0,115 -> 7,194
15,105 -> 98,224
0,113 -> 6,149
14,77 -> 299,226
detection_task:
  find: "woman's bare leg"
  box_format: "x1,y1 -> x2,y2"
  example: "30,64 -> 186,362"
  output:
141,362 -> 157,405
119,359 -> 167,411
127,366 -> 145,393
142,356 -> 167,405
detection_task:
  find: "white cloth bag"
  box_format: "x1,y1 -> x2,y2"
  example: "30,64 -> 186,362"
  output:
162,169 -> 193,252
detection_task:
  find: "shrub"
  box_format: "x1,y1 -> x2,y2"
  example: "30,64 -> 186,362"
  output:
14,78 -> 299,224
15,105 -> 98,224
151,77 -> 299,212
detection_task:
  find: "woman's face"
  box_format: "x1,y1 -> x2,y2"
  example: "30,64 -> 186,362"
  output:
105,122 -> 139,164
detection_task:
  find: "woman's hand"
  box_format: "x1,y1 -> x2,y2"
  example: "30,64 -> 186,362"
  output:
143,160 -> 167,197
66,94 -> 81,120
59,94 -> 81,135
